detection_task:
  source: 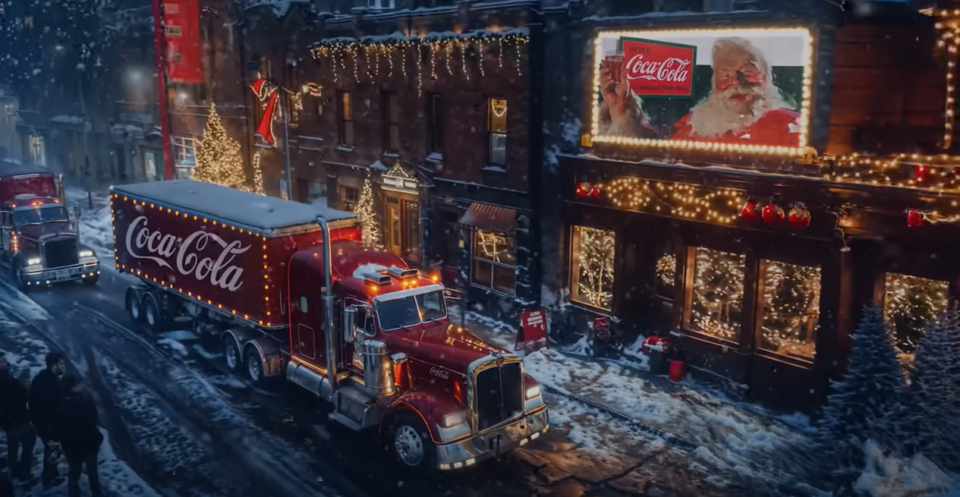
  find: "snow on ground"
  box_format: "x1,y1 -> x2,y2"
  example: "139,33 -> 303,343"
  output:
456,309 -> 822,494
854,440 -> 959,497
0,309 -> 162,497
66,188 -> 115,270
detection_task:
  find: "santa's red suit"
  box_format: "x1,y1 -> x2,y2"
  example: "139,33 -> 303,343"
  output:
671,108 -> 801,147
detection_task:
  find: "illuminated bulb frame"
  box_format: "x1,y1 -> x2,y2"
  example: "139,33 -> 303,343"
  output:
108,192 -> 278,329
589,27 -> 816,157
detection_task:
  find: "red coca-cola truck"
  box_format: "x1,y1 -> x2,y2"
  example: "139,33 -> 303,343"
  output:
110,181 -> 548,471
0,169 -> 101,289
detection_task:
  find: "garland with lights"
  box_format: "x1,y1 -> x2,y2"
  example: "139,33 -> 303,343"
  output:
311,30 -> 529,97
573,226 -> 616,310
355,175 -> 382,249
586,177 -> 744,224
193,103 -> 260,193
691,247 -> 746,341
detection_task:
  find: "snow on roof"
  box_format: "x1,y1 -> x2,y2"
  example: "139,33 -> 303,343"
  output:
112,181 -> 355,232
245,0 -> 309,16
352,263 -> 388,279
311,27 -> 529,50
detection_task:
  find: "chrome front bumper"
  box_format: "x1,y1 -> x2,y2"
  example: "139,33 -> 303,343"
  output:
23,261 -> 100,285
436,407 -> 549,470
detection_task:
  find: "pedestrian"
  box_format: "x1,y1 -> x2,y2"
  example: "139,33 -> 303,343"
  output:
57,376 -> 102,497
0,353 -> 35,485
29,352 -> 66,488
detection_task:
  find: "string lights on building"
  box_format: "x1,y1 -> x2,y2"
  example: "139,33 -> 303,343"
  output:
759,261 -> 820,359
572,226 -> 616,310
355,175 -> 382,249
596,177 -> 744,223
883,272 -> 950,361
691,247 -> 745,341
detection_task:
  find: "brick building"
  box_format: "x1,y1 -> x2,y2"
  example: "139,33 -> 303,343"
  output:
233,0 -> 544,322
539,0 -> 957,411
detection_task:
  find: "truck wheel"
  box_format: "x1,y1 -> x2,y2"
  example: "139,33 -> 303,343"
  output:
244,348 -> 265,385
391,411 -> 436,472
142,294 -> 164,332
223,336 -> 241,372
126,289 -> 143,323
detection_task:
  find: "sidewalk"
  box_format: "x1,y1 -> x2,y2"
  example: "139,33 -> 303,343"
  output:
449,306 -> 826,497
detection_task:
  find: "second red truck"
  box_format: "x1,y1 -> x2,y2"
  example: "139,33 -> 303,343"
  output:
110,180 -> 548,471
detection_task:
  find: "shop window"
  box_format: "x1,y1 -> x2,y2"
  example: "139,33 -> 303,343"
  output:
28,135 -> 45,166
337,91 -> 354,146
883,273 -> 950,363
172,137 -> 195,166
487,97 -> 507,166
759,261 -> 821,360
472,229 -> 516,295
688,247 -> 745,342
570,226 -> 616,310
340,186 -> 359,212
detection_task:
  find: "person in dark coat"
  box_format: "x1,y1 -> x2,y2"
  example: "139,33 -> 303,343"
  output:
29,352 -> 66,488
57,376 -> 102,497
0,353 -> 35,482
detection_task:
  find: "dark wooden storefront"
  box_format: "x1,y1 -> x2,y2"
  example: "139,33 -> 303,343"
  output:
560,155 -> 960,412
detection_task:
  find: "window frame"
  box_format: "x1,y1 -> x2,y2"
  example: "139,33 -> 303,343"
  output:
337,91 -> 354,147
486,97 -> 508,166
470,228 -> 517,296
172,136 -> 196,166
426,93 -> 443,154
339,185 -> 359,212
755,258 -> 823,363
880,270 -> 952,362
382,91 -> 400,152
569,224 -> 617,312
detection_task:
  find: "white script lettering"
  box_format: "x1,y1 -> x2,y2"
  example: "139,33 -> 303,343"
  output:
625,54 -> 691,84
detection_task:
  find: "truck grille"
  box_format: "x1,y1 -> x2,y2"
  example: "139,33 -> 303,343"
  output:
475,361 -> 524,431
43,237 -> 78,268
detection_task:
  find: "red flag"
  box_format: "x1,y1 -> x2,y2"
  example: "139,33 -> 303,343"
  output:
164,0 -> 203,84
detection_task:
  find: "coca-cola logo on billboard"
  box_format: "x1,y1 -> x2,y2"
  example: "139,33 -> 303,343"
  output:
621,38 -> 696,97
124,216 -> 251,291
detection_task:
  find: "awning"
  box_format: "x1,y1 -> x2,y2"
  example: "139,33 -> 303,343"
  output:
459,202 -> 517,234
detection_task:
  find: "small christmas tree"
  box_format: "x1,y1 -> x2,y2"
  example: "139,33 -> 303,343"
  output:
251,151 -> 265,195
900,310 -> 960,468
355,176 -> 381,249
194,102 -> 258,192
817,305 -> 904,479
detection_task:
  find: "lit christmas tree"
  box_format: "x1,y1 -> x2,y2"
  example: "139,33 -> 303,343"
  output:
194,102 -> 257,192
355,176 -> 381,249
251,151 -> 265,195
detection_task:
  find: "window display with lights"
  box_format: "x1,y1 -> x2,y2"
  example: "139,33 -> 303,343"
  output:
759,261 -> 821,360
570,226 -> 616,310
687,247 -> 746,341
472,229 -> 517,295
883,273 -> 950,362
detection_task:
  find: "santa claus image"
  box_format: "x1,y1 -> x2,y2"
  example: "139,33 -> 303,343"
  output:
599,36 -> 802,147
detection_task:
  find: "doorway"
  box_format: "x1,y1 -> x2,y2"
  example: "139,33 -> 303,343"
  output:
384,195 -> 421,266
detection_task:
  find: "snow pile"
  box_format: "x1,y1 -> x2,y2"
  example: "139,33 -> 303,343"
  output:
66,189 -> 115,269
854,440 -> 958,497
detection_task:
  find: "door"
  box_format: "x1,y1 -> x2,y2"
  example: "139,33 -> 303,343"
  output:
386,198 -> 401,257
402,200 -> 420,264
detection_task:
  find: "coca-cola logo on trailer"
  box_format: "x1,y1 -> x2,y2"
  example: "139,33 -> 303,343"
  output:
124,216 -> 251,291
621,38 -> 696,97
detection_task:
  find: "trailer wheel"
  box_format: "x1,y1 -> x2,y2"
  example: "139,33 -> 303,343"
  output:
142,294 -> 164,332
390,411 -> 436,472
126,289 -> 143,323
223,336 -> 241,372
244,348 -> 265,385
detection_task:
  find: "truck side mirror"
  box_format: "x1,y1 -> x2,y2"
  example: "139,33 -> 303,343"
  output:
343,306 -> 357,344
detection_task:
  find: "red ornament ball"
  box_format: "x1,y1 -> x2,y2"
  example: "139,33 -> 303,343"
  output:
761,204 -> 785,226
739,199 -> 759,222
787,203 -> 811,230
906,209 -> 926,228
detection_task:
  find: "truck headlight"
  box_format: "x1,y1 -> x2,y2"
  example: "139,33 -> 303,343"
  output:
27,257 -> 41,266
441,411 -> 466,428
79,250 -> 94,258
525,385 -> 541,399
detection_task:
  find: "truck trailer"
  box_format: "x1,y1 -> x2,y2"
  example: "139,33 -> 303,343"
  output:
110,181 -> 548,471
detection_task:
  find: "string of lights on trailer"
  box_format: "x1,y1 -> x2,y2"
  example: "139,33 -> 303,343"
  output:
110,193 -> 285,329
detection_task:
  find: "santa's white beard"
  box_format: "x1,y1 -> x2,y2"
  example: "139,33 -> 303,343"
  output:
686,86 -> 783,138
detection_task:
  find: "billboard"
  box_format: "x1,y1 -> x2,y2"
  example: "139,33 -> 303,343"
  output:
591,28 -> 814,155
163,0 -> 203,84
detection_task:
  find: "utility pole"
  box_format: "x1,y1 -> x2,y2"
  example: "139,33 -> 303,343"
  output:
77,71 -> 93,209
279,88 -> 292,201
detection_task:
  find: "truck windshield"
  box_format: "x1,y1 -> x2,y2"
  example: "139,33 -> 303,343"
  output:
376,290 -> 447,331
13,206 -> 68,225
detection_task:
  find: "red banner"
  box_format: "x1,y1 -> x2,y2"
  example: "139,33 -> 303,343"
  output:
163,0 -> 203,84
621,38 -> 695,97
